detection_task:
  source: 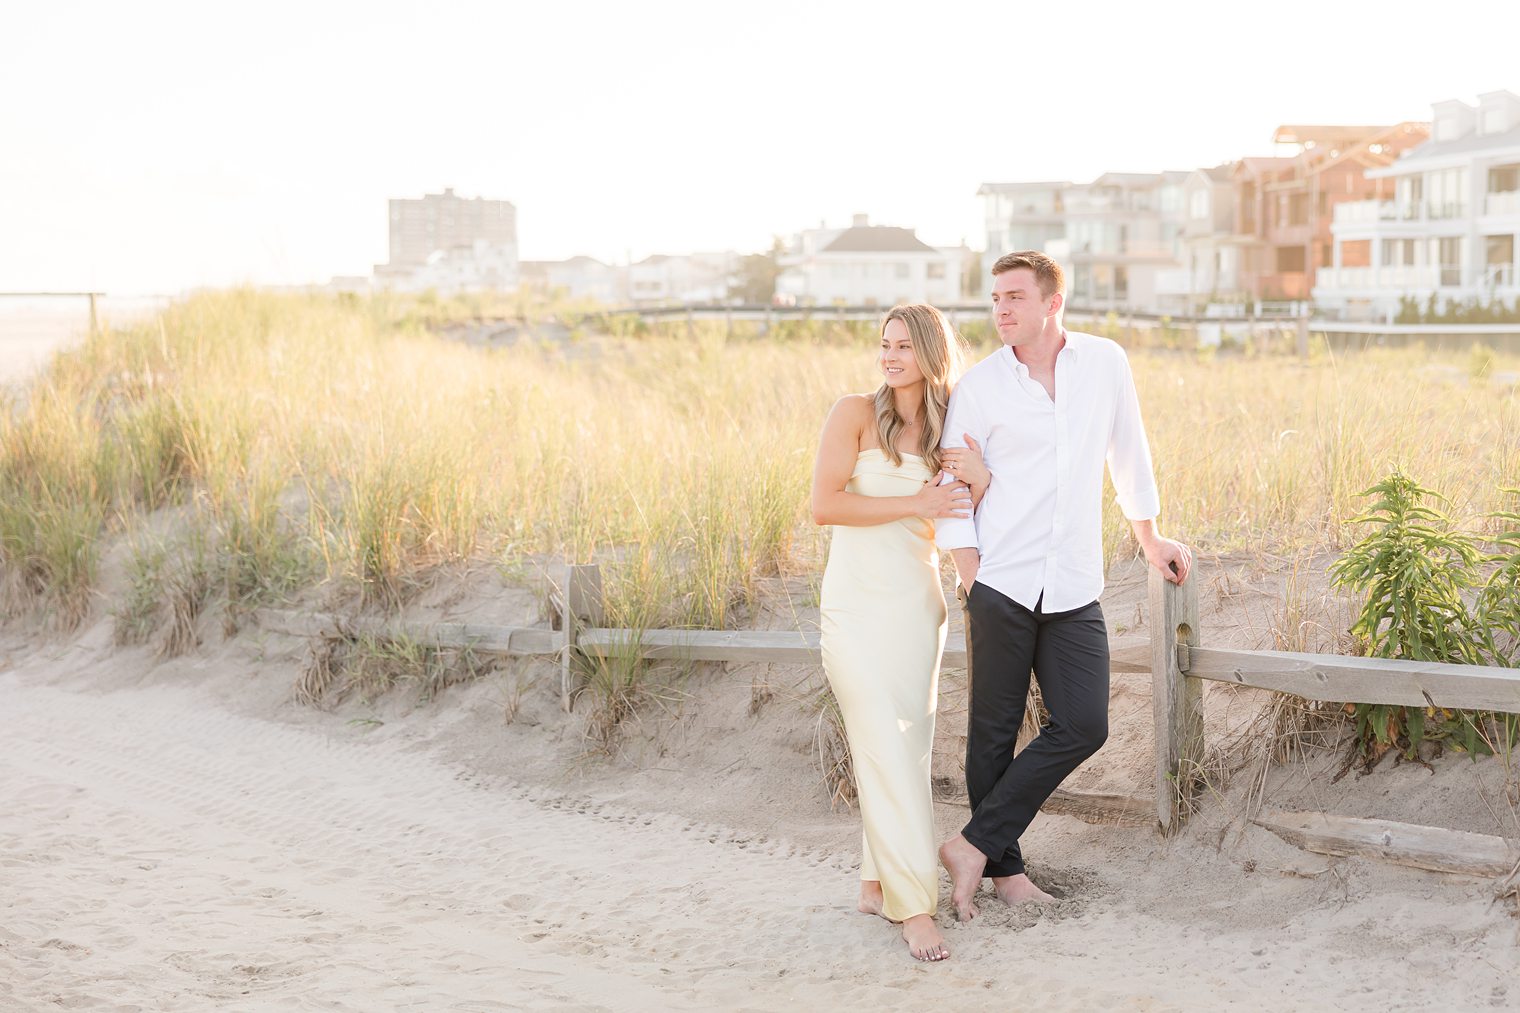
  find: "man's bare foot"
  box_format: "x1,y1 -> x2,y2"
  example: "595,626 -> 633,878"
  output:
992,873 -> 1056,905
857,880 -> 887,919
938,835 -> 987,921
902,913 -> 949,962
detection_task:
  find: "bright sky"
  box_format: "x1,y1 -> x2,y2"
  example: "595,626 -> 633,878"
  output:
3,0 -> 1516,295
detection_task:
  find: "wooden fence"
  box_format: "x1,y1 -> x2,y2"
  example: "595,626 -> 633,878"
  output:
258,561 -> 1520,875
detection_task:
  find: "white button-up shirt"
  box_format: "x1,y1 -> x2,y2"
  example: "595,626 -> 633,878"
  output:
935,330 -> 1160,613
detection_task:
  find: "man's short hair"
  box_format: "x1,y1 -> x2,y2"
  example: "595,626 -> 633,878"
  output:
991,251 -> 1065,299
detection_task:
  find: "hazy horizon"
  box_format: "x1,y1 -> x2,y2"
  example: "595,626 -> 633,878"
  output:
3,0 -> 1516,295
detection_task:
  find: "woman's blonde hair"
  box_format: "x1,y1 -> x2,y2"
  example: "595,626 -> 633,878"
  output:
873,304 -> 966,473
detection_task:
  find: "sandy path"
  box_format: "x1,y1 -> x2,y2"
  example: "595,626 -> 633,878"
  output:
1,672 -> 1514,1012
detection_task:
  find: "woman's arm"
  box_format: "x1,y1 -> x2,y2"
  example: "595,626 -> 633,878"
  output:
811,395 -> 971,527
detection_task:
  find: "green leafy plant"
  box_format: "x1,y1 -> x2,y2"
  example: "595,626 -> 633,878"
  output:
1330,470 -> 1495,766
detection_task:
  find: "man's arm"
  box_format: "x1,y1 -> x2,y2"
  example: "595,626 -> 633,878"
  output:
936,385 -> 985,590
1108,350 -> 1190,584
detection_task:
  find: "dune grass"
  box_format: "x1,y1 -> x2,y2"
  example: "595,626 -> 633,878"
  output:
5,289 -> 1520,650
2,287 -> 1520,666
8,289 -> 1520,753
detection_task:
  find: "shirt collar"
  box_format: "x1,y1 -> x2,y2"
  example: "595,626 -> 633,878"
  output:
1002,328 -> 1083,376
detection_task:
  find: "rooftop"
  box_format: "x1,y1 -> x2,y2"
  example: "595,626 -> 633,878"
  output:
821,226 -> 936,254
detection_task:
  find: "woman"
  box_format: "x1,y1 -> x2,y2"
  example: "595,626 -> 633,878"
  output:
810,304 -> 988,962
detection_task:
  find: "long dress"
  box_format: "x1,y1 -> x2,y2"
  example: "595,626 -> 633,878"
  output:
819,448 -> 947,921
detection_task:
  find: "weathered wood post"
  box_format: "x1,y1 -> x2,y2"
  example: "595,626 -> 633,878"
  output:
1150,562 -> 1202,834
556,563 -> 604,712
1296,315 -> 1310,358
88,292 -> 100,338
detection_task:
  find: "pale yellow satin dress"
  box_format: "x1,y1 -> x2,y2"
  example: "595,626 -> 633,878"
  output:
819,448 -> 946,921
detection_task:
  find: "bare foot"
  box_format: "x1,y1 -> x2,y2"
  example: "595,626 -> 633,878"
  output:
902,913 -> 949,962
857,880 -> 887,919
992,873 -> 1056,905
938,835 -> 986,921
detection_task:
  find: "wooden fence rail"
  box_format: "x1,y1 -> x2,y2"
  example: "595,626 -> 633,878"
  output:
258,561 -> 1520,844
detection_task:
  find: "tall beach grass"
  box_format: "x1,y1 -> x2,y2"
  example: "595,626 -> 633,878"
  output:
4,289 -> 1520,642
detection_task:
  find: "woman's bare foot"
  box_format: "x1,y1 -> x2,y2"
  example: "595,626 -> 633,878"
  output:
902,913 -> 949,962
992,873 -> 1055,905
857,880 -> 887,919
938,835 -> 987,921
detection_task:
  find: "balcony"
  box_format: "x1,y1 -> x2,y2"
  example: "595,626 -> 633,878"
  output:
1331,200 -> 1469,225
1316,265 -> 1441,291
1485,191 -> 1520,217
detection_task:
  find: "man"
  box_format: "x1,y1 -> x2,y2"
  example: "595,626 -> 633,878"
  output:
935,251 -> 1190,921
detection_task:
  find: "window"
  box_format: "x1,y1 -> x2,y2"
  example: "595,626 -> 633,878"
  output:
1439,237 -> 1462,286
1276,246 -> 1307,272
927,262 -> 946,280
896,263 -> 910,279
1487,234 -> 1514,267
1288,193 -> 1310,226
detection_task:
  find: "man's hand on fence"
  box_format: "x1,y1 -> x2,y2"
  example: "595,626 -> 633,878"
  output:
1143,537 -> 1192,584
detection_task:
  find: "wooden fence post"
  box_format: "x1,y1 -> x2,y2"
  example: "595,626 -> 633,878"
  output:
557,563 -> 605,712
1150,563 -> 1202,834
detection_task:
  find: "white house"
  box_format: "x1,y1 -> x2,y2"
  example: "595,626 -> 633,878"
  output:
775,215 -> 962,307
627,251 -> 738,305
521,256 -> 625,303
1313,90 -> 1520,321
373,239 -> 520,294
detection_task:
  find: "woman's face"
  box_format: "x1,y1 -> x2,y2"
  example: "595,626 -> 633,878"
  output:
879,318 -> 924,388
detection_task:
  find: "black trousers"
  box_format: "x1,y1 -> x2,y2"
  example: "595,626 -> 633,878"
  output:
959,582 -> 1109,878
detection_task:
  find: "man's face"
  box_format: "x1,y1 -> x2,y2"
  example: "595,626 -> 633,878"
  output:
990,268 -> 1053,347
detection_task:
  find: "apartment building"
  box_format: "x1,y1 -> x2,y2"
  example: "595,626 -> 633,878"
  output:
387,188 -> 518,267
1314,91 -> 1520,320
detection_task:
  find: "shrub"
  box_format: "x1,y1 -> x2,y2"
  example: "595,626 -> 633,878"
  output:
1331,471 -> 1517,766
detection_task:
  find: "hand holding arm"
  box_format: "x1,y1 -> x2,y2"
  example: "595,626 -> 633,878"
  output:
811,396 -> 972,526
940,434 -> 990,508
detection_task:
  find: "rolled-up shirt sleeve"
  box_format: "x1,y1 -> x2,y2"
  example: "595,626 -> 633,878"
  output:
934,385 -> 983,551
1106,347 -> 1161,521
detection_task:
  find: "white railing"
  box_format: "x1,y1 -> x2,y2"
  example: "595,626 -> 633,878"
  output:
1316,265 -> 1441,290
1332,200 -> 1477,225
1484,263 -> 1517,289
1485,190 -> 1520,217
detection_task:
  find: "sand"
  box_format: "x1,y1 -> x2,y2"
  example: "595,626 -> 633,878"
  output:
2,555 -> 1518,1012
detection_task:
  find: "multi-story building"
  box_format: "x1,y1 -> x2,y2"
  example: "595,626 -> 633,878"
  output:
1055,171 -> 1190,313
1314,91 -> 1520,321
1240,123 -> 1427,303
1178,163 -> 1255,312
387,188 -> 518,268
775,215 -> 962,307
977,181 -> 1068,276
